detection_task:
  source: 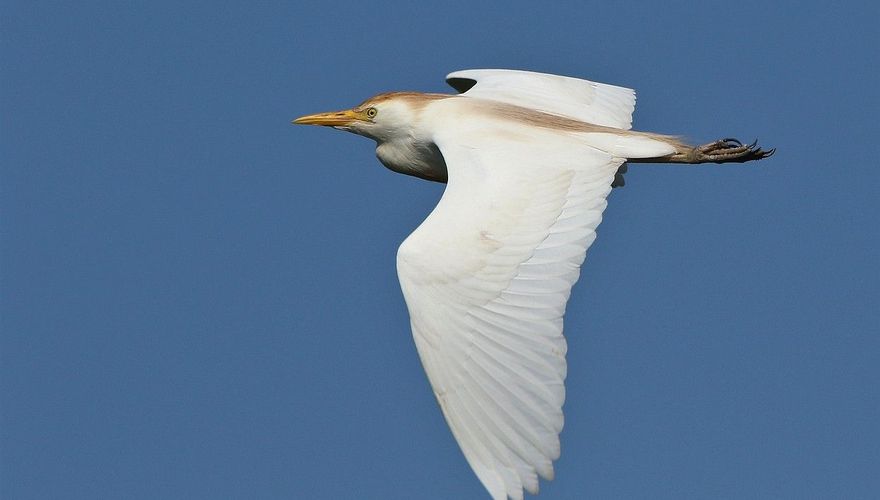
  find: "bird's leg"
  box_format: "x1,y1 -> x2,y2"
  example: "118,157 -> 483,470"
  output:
629,138 -> 775,164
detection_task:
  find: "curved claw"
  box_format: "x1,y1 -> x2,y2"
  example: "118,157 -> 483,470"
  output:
689,137 -> 776,163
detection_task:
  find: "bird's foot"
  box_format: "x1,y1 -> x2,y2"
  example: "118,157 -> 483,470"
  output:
690,138 -> 775,163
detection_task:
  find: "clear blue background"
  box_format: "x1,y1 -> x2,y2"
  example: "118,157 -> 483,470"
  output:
3,1 -> 878,498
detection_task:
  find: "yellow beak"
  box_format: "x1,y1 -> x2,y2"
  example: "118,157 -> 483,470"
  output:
292,109 -> 364,127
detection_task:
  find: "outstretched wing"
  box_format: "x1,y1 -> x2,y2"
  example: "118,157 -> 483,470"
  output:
396,119 -> 624,500
446,69 -> 636,130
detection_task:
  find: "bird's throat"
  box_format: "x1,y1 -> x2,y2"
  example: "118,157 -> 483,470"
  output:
375,139 -> 448,183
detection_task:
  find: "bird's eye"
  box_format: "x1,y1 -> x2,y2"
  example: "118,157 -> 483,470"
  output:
366,107 -> 378,119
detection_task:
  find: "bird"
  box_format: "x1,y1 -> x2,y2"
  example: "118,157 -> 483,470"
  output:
293,69 -> 773,500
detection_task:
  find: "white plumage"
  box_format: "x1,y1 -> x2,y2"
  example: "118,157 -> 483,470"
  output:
294,69 -> 772,499
446,69 -> 637,129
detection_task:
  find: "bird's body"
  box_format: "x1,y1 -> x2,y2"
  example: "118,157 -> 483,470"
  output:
294,69 -> 772,500
372,93 -> 682,182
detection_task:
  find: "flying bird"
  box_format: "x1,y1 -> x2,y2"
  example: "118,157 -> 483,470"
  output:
294,69 -> 773,500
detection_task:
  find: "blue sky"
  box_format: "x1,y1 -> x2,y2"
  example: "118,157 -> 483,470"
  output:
2,1 -> 878,498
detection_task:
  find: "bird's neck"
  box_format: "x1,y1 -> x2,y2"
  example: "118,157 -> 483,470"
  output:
375,137 -> 448,183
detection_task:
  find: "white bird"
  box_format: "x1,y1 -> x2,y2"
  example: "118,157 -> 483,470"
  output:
294,69 -> 772,500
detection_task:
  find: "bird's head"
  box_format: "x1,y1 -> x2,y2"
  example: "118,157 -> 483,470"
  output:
293,92 -> 446,143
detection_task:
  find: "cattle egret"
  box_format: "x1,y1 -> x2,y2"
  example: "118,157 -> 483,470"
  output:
294,69 -> 773,500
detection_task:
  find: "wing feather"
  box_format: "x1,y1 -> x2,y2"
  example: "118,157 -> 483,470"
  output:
397,119 -> 623,499
446,68 -> 636,130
